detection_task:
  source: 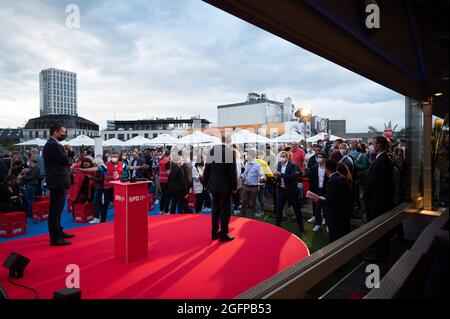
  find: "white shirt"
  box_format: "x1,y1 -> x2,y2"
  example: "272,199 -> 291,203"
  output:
318,166 -> 326,188
280,162 -> 288,188
376,151 -> 385,160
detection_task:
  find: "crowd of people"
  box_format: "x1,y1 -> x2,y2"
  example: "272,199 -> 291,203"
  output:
0,123 -> 408,257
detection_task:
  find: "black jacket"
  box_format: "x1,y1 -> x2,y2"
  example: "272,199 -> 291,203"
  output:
319,172 -> 353,224
275,161 -> 301,194
307,155 -> 317,172
21,166 -> 41,186
43,138 -> 74,189
363,152 -> 394,218
203,144 -> 237,194
308,164 -> 329,194
167,165 -> 187,193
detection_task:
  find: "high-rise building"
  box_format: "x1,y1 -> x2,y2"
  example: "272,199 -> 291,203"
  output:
39,68 -> 77,116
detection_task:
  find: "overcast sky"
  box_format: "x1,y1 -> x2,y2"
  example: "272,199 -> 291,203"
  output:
0,0 -> 405,132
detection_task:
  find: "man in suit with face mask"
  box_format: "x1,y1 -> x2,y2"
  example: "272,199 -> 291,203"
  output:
43,123 -> 75,246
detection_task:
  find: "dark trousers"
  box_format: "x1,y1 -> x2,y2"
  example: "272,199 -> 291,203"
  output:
48,188 -> 67,243
204,191 -> 211,208
160,183 -> 170,213
93,188 -> 104,219
101,188 -> 114,222
170,192 -> 185,214
312,188 -> 326,226
240,185 -> 259,217
37,178 -> 44,196
23,185 -> 37,218
211,192 -> 232,237
195,192 -> 205,213
232,189 -> 241,210
328,219 -> 351,243
275,187 -> 304,231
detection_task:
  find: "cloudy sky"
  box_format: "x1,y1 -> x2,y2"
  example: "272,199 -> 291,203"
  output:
0,0 -> 405,132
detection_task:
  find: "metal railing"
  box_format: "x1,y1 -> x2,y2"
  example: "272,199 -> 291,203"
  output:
364,208 -> 448,299
236,202 -> 418,299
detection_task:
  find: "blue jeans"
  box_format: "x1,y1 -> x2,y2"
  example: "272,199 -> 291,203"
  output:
93,188 -> 104,219
24,185 -> 37,218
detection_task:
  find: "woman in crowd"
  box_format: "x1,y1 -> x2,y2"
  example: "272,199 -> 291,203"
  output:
89,157 -> 105,224
192,156 -> 206,214
120,151 -> 130,179
0,175 -> 25,213
167,155 -> 187,214
20,158 -> 41,219
10,155 -> 25,177
330,149 -> 352,183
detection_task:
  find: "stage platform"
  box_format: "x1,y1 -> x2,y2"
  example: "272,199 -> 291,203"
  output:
0,215 -> 309,299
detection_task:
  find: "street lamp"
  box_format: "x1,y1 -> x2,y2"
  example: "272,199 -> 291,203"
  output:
294,107 -> 313,141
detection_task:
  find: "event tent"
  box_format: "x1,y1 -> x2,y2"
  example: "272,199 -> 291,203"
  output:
15,138 -> 47,147
231,129 -> 272,144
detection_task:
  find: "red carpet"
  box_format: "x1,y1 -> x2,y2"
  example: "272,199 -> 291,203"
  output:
0,215 -> 309,299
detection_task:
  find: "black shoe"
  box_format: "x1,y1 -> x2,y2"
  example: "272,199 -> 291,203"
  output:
212,233 -> 219,240
219,234 -> 234,242
61,233 -> 75,239
50,239 -> 72,246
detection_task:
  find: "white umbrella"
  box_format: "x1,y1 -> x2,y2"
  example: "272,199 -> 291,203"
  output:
103,138 -> 125,147
67,135 -> 95,146
123,135 -> 153,146
177,131 -> 221,145
145,134 -> 180,146
273,132 -> 303,143
232,129 -> 272,144
306,132 -> 343,143
15,138 -> 47,147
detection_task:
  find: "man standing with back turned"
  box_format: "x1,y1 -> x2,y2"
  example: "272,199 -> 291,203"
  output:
203,138 -> 237,242
43,123 -> 76,246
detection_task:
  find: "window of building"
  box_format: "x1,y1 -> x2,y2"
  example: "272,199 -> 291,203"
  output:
144,133 -> 149,138
29,131 -> 32,138
43,131 -> 47,138
153,133 -> 158,138
35,131 -> 39,138
118,134 -> 124,140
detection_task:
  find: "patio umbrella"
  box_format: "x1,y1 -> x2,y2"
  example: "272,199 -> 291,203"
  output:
231,129 -> 272,144
177,131 -> 221,145
123,136 -> 153,146
103,138 -> 125,147
272,132 -> 303,143
67,135 -> 95,146
15,138 -> 47,147
145,134 -> 180,146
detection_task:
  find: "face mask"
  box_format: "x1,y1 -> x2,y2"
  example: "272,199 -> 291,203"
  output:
316,158 -> 324,164
111,158 -> 118,164
369,145 -> 375,153
279,157 -> 287,164
57,133 -> 67,142
122,156 -> 127,160
340,149 -> 346,156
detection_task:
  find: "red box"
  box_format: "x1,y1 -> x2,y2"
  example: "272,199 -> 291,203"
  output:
187,192 -> 196,209
113,181 -> 150,263
148,194 -> 155,212
73,202 -> 95,223
35,195 -> 50,202
32,201 -> 50,222
0,212 -> 26,238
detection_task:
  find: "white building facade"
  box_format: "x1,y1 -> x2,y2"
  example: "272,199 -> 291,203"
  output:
217,93 -> 293,127
40,68 -> 77,116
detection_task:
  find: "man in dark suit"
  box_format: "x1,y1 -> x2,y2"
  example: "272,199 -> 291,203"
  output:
203,142 -> 237,242
273,151 -> 305,233
362,136 -> 394,261
309,160 -> 353,242
43,123 -> 75,246
307,151 -> 329,231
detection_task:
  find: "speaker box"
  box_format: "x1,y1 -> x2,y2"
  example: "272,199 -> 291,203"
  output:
2,252 -> 30,279
53,288 -> 82,299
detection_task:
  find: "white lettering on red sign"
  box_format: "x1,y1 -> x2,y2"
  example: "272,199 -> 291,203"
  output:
129,195 -> 147,203
115,195 -> 126,202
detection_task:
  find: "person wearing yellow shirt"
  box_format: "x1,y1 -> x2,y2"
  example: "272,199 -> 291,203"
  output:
255,152 -> 273,217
